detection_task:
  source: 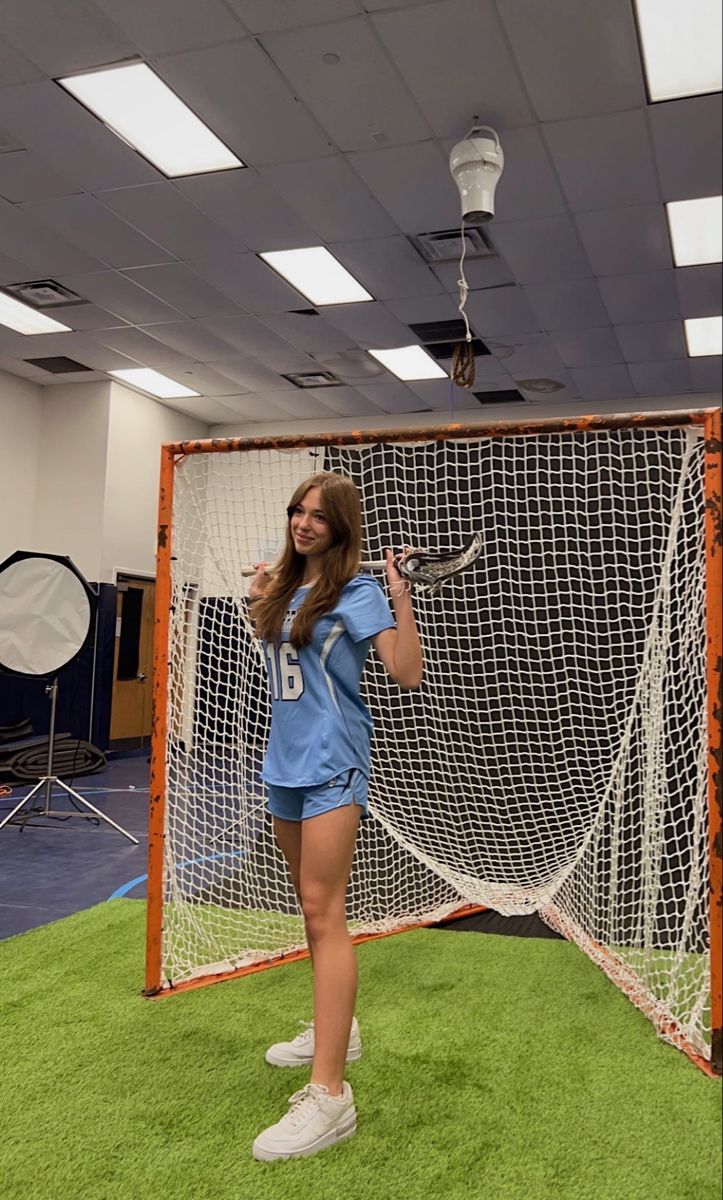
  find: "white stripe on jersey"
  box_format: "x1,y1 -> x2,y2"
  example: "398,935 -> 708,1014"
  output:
319,620 -> 345,712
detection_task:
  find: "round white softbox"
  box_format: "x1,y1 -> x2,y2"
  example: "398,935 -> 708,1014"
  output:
0,551 -> 94,678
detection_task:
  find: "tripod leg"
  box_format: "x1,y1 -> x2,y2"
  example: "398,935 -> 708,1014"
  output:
51,782 -> 140,845
0,780 -> 46,832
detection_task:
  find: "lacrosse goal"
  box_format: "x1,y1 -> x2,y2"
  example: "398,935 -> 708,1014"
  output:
145,409 -> 722,1077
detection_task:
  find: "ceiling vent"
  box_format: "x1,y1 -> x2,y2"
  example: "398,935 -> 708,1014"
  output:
4,280 -> 85,308
409,318 -> 491,361
24,357 -> 94,374
409,225 -> 496,263
282,370 -> 343,389
474,388 -> 528,405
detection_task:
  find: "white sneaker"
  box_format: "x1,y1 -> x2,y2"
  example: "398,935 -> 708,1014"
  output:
265,1017 -> 362,1067
252,1082 -> 356,1162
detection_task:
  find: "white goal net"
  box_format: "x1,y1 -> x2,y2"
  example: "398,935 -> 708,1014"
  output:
153,421 -> 714,1067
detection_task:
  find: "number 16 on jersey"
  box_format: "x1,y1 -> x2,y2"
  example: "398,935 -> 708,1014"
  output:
264,642 -> 305,701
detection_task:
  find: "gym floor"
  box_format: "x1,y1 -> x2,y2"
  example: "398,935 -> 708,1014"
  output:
0,754 -> 150,939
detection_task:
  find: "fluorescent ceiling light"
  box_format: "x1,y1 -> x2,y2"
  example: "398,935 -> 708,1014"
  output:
684,316 -> 723,357
259,247 -> 372,305
634,0 -> 722,100
109,368 -> 201,399
58,63 -> 243,177
667,197 -> 723,266
368,345 -> 448,381
0,292 -> 71,335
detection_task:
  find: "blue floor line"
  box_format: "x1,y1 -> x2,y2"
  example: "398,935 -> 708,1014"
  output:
106,848 -> 245,901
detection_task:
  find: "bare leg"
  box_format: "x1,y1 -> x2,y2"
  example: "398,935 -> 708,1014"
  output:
273,815 -> 314,968
299,804 -> 361,1096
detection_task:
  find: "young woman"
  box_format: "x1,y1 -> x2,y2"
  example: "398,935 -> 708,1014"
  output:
247,470 -> 423,1163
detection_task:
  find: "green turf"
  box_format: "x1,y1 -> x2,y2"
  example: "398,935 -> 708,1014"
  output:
0,901 -> 720,1200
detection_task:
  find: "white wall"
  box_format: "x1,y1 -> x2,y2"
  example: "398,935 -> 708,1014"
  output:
31,381 -> 112,581
0,370 -> 43,564
102,383 -> 208,582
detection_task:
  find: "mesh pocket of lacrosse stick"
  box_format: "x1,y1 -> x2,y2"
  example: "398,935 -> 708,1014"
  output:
395,532 -> 483,594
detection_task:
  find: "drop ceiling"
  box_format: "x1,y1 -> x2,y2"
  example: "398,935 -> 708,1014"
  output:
0,0 -> 720,425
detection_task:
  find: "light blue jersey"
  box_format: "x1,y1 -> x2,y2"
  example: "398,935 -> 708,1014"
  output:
260,574 -> 395,787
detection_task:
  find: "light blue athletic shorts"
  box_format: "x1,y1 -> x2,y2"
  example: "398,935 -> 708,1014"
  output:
266,768 -> 369,823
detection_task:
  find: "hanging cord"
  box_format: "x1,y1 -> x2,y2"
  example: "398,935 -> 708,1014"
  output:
451,216 -> 475,388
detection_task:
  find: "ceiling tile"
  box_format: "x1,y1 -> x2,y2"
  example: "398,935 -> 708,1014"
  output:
86,326 -> 196,368
614,320 -> 687,363
20,195 -> 177,270
523,279 -> 609,329
225,0 -> 357,32
177,170 -> 318,251
121,264 -> 238,319
0,249 -> 34,285
96,184 -> 247,260
137,321 -> 247,363
598,271 -> 681,324
259,157 -> 398,242
197,314 -> 300,360
188,254 -> 305,312
496,0 -> 645,121
542,109 -> 660,212
499,344 -> 571,381
649,95 -> 723,201
261,17 -> 432,152
551,327 -> 623,368
675,266 -> 723,319
689,357 -> 722,392
568,363 -> 634,401
260,312 -> 352,355
371,0 -> 534,137
321,301 -> 413,347
59,305 -> 129,332
431,259 -> 516,295
628,360 -> 693,396
57,271 -> 185,324
356,380 -> 431,414
0,0 -> 137,75
0,34 -> 43,85
162,396 -> 238,424
0,80 -> 160,192
575,206 -> 672,275
261,389 -> 345,420
465,285 -> 541,335
0,151 -> 79,203
485,126 -> 566,222
331,236 -> 444,300
92,0 -> 246,54
201,392 -> 294,422
304,385 -> 384,417
154,39 -> 333,167
362,0 -> 437,9
348,142 -> 457,234
207,358 -> 295,392
0,196 -> 104,276
490,215 -> 591,283
157,363 -> 252,397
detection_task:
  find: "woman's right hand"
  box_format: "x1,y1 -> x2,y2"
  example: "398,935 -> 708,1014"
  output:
248,562 -> 269,602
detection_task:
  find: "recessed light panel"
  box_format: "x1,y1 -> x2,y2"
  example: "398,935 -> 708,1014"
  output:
684,316 -> 723,357
0,291 -> 71,334
368,346 -> 448,381
59,63 -> 243,177
259,248 -> 372,306
666,197 -> 722,266
635,0 -> 722,101
109,368 -> 201,399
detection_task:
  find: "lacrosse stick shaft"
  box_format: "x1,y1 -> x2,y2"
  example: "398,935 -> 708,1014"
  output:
241,560 -> 388,577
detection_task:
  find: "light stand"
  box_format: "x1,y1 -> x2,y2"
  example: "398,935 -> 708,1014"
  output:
0,551 -> 138,845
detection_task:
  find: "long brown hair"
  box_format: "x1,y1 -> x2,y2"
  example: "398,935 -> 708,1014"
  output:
252,472 -> 362,648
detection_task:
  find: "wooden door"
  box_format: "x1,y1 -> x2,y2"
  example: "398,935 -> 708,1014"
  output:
110,578 -> 155,745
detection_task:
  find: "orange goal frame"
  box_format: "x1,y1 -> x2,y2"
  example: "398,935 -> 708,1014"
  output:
144,407 -> 722,1078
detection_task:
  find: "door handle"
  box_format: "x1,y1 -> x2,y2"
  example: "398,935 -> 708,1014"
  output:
137,673 -> 147,682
